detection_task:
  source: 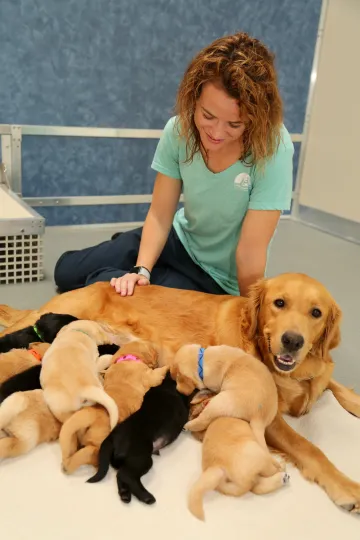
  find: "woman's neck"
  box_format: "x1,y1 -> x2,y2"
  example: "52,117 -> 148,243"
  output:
201,139 -> 244,174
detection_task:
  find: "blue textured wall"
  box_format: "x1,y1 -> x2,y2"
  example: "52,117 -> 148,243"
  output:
0,0 -> 321,225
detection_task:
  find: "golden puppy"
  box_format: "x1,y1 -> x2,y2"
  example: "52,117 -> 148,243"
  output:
60,340 -> 168,473
40,320 -> 134,428
188,417 -> 289,521
171,344 -> 278,452
0,389 -> 61,459
0,342 -> 50,384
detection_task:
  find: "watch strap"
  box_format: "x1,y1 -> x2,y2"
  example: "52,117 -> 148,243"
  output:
130,265 -> 151,281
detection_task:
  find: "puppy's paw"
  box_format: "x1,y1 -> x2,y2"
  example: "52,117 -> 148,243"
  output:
282,472 -> 290,485
272,457 -> 286,472
61,462 -> 70,475
183,419 -> 201,432
190,389 -> 215,406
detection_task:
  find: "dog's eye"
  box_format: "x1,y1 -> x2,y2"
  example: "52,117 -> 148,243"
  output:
311,308 -> 322,318
274,299 -> 285,308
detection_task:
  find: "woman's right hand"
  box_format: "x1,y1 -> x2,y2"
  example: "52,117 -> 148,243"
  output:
110,273 -> 150,296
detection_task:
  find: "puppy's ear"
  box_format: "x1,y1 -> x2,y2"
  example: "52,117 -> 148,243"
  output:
144,343 -> 159,369
170,364 -> 178,381
176,374 -> 197,396
247,278 -> 266,340
313,301 -> 342,359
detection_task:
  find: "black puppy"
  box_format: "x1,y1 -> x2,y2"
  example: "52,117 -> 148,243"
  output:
0,312 -> 79,353
0,311 -> 119,355
0,312 -> 119,402
87,373 -> 190,505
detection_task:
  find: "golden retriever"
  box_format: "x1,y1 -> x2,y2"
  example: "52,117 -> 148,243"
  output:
40,319 -> 132,428
188,417 -> 289,521
0,343 -> 50,384
0,389 -> 61,459
171,344 -> 278,449
1,272 -> 360,512
60,340 -> 168,473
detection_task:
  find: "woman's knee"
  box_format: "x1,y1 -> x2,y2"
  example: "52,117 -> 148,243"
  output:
54,251 -> 78,292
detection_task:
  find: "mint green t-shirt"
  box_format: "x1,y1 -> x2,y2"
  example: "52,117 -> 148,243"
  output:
151,116 -> 294,296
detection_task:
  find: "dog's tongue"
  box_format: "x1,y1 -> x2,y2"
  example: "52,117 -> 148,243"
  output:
277,354 -> 294,364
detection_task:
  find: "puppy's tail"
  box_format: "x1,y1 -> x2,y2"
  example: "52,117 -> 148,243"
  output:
0,392 -> 28,432
59,407 -> 100,463
80,386 -> 118,430
188,467 -> 225,521
87,435 -> 113,483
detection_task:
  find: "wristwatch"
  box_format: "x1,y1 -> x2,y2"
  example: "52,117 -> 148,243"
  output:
130,265 -> 151,282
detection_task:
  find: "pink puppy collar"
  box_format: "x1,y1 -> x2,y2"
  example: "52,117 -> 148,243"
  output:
116,354 -> 142,364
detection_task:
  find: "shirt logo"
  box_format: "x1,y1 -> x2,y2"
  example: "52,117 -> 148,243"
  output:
234,173 -> 251,191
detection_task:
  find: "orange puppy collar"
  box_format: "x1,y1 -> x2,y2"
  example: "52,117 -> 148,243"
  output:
28,349 -> 42,362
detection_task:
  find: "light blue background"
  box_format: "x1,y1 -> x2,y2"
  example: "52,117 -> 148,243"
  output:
0,0 -> 321,224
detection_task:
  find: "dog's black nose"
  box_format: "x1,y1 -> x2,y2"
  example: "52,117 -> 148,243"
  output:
281,332 -> 304,352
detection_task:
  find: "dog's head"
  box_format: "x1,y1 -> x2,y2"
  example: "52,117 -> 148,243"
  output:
28,342 -> 51,358
169,363 -> 197,395
37,313 -> 79,342
170,344 -> 203,396
247,273 -> 341,375
113,339 -> 159,368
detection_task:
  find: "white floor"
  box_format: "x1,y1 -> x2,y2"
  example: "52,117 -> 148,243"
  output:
1,392 -> 359,540
1,220 -> 360,539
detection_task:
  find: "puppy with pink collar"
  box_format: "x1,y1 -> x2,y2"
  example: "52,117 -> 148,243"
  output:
59,340 -> 168,474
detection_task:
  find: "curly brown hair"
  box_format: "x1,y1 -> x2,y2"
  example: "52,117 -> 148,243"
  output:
175,32 -> 283,167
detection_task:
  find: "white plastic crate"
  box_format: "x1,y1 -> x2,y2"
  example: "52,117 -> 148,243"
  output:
0,175 -> 45,285
0,233 -> 44,285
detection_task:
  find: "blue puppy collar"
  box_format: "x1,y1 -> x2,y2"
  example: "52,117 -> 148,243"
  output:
198,347 -> 205,381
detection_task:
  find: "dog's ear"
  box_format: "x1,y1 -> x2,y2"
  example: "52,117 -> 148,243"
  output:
170,364 -> 178,381
313,301 -> 342,359
176,374 -> 197,396
247,278 -> 266,340
144,343 -> 159,369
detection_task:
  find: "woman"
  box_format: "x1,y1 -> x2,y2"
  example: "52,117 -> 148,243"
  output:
54,32 -> 293,298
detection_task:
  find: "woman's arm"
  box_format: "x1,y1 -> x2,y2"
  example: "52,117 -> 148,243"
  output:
236,209 -> 281,296
136,172 -> 182,272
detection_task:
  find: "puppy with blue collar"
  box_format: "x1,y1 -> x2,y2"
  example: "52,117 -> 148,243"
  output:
171,344 -> 289,520
171,344 -> 277,445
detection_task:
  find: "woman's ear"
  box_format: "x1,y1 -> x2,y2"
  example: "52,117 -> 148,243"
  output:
313,302 -> 342,358
247,278 -> 266,340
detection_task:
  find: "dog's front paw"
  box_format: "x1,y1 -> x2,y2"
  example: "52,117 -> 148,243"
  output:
329,480 -> 360,514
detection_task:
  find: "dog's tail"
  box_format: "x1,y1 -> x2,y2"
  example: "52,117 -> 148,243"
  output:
87,435 -> 113,483
59,407 -> 100,464
0,306 -> 32,328
0,392 -> 28,432
188,466 -> 225,521
80,386 -> 118,430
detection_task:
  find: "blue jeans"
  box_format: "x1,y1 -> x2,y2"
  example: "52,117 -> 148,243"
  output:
54,226 -> 226,295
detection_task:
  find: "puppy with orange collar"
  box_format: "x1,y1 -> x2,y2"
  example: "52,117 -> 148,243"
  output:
60,340 -> 168,474
0,342 -> 49,386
